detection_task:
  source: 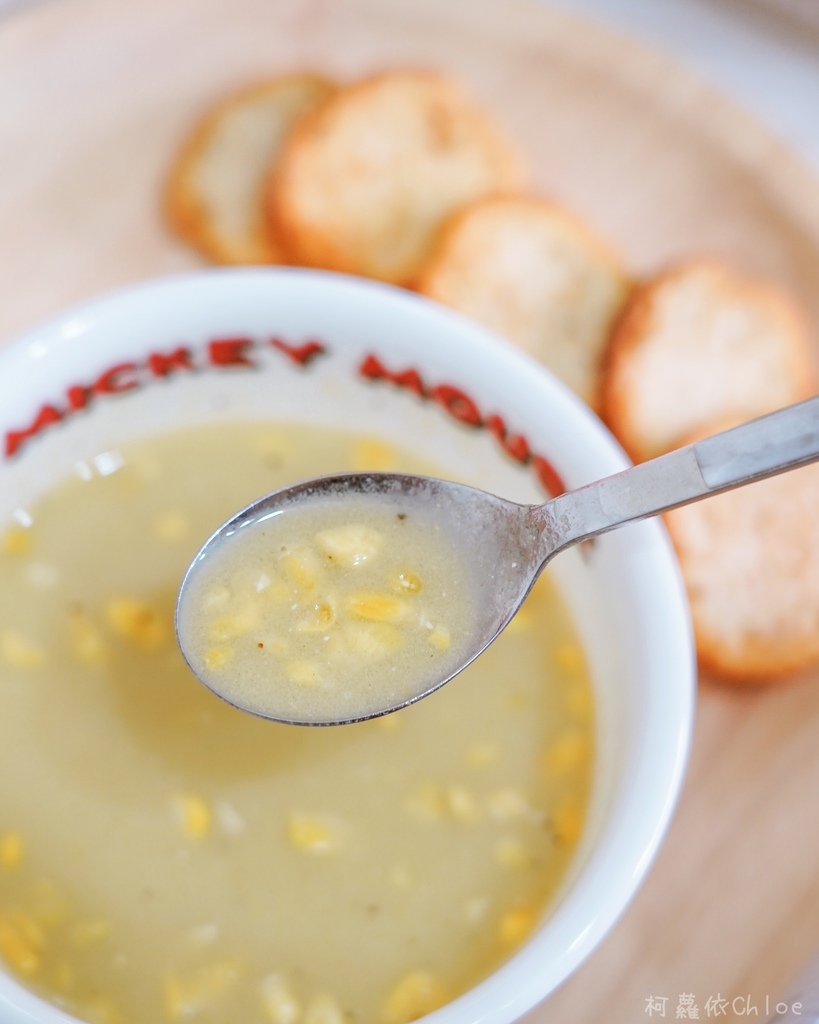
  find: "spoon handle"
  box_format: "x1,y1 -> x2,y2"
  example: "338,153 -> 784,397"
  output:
539,394 -> 819,555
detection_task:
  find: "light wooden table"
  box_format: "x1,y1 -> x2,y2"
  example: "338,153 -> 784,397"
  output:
1,2 -> 819,1022
555,0 -> 819,174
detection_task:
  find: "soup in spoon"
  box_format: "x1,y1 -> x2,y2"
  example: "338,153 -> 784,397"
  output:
176,486 -> 479,725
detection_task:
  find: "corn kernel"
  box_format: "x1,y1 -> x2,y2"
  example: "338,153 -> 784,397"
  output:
554,644 -> 584,675
487,788 -> 529,822
446,785 -> 481,824
552,803 -> 583,845
296,600 -> 335,633
466,742 -> 500,770
381,970 -> 449,1024
498,905 -> 536,946
542,731 -> 590,778
153,509 -> 190,544
0,629 -> 45,668
281,547 -> 322,589
427,625 -> 450,651
0,831 -> 24,869
176,794 -> 212,840
495,837 -> 530,868
210,606 -> 260,641
343,622 -> 403,658
287,815 -> 342,853
260,972 -> 302,1024
165,961 -> 240,1020
0,913 -> 44,976
316,524 -> 382,567
261,576 -> 291,602
202,585 -> 231,611
351,438 -> 396,471
305,993 -> 345,1024
404,781 -> 446,822
257,637 -> 289,657
395,571 -> 422,594
68,609 -> 107,666
1,525 -> 31,556
347,593 -> 405,623
204,647 -> 232,670
106,597 -> 168,652
286,660 -> 323,687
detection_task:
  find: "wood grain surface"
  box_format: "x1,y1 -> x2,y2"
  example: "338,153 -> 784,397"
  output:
1,1 -> 819,1022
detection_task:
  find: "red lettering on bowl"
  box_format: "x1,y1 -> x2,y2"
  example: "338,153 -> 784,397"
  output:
270,339 -> 326,365
147,348 -> 195,377
208,338 -> 254,367
358,353 -> 565,497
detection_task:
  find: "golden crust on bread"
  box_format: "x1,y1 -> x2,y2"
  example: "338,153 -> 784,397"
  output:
166,74 -> 335,264
665,421 -> 819,683
266,70 -> 525,285
417,195 -> 629,405
600,260 -> 816,462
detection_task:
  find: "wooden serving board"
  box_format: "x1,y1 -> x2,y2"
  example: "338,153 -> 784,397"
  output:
2,1 -> 819,1021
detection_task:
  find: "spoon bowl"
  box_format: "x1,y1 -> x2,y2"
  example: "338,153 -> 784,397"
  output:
176,471 -> 545,724
177,394 -> 819,725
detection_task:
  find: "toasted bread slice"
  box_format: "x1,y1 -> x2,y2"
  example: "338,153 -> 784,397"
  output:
666,420 -> 819,683
166,74 -> 335,264
600,260 -> 815,461
417,195 -> 629,405
267,70 -> 525,285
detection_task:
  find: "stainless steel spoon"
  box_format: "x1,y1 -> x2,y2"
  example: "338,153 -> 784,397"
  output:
177,395 -> 819,725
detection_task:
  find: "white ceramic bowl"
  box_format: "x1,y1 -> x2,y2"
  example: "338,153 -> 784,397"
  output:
0,269 -> 694,1024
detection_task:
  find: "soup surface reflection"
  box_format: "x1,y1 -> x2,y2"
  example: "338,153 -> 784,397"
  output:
0,422 -> 594,1024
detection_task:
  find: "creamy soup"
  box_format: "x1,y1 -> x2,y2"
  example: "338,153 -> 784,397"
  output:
178,488 -> 479,724
0,421 -> 594,1024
